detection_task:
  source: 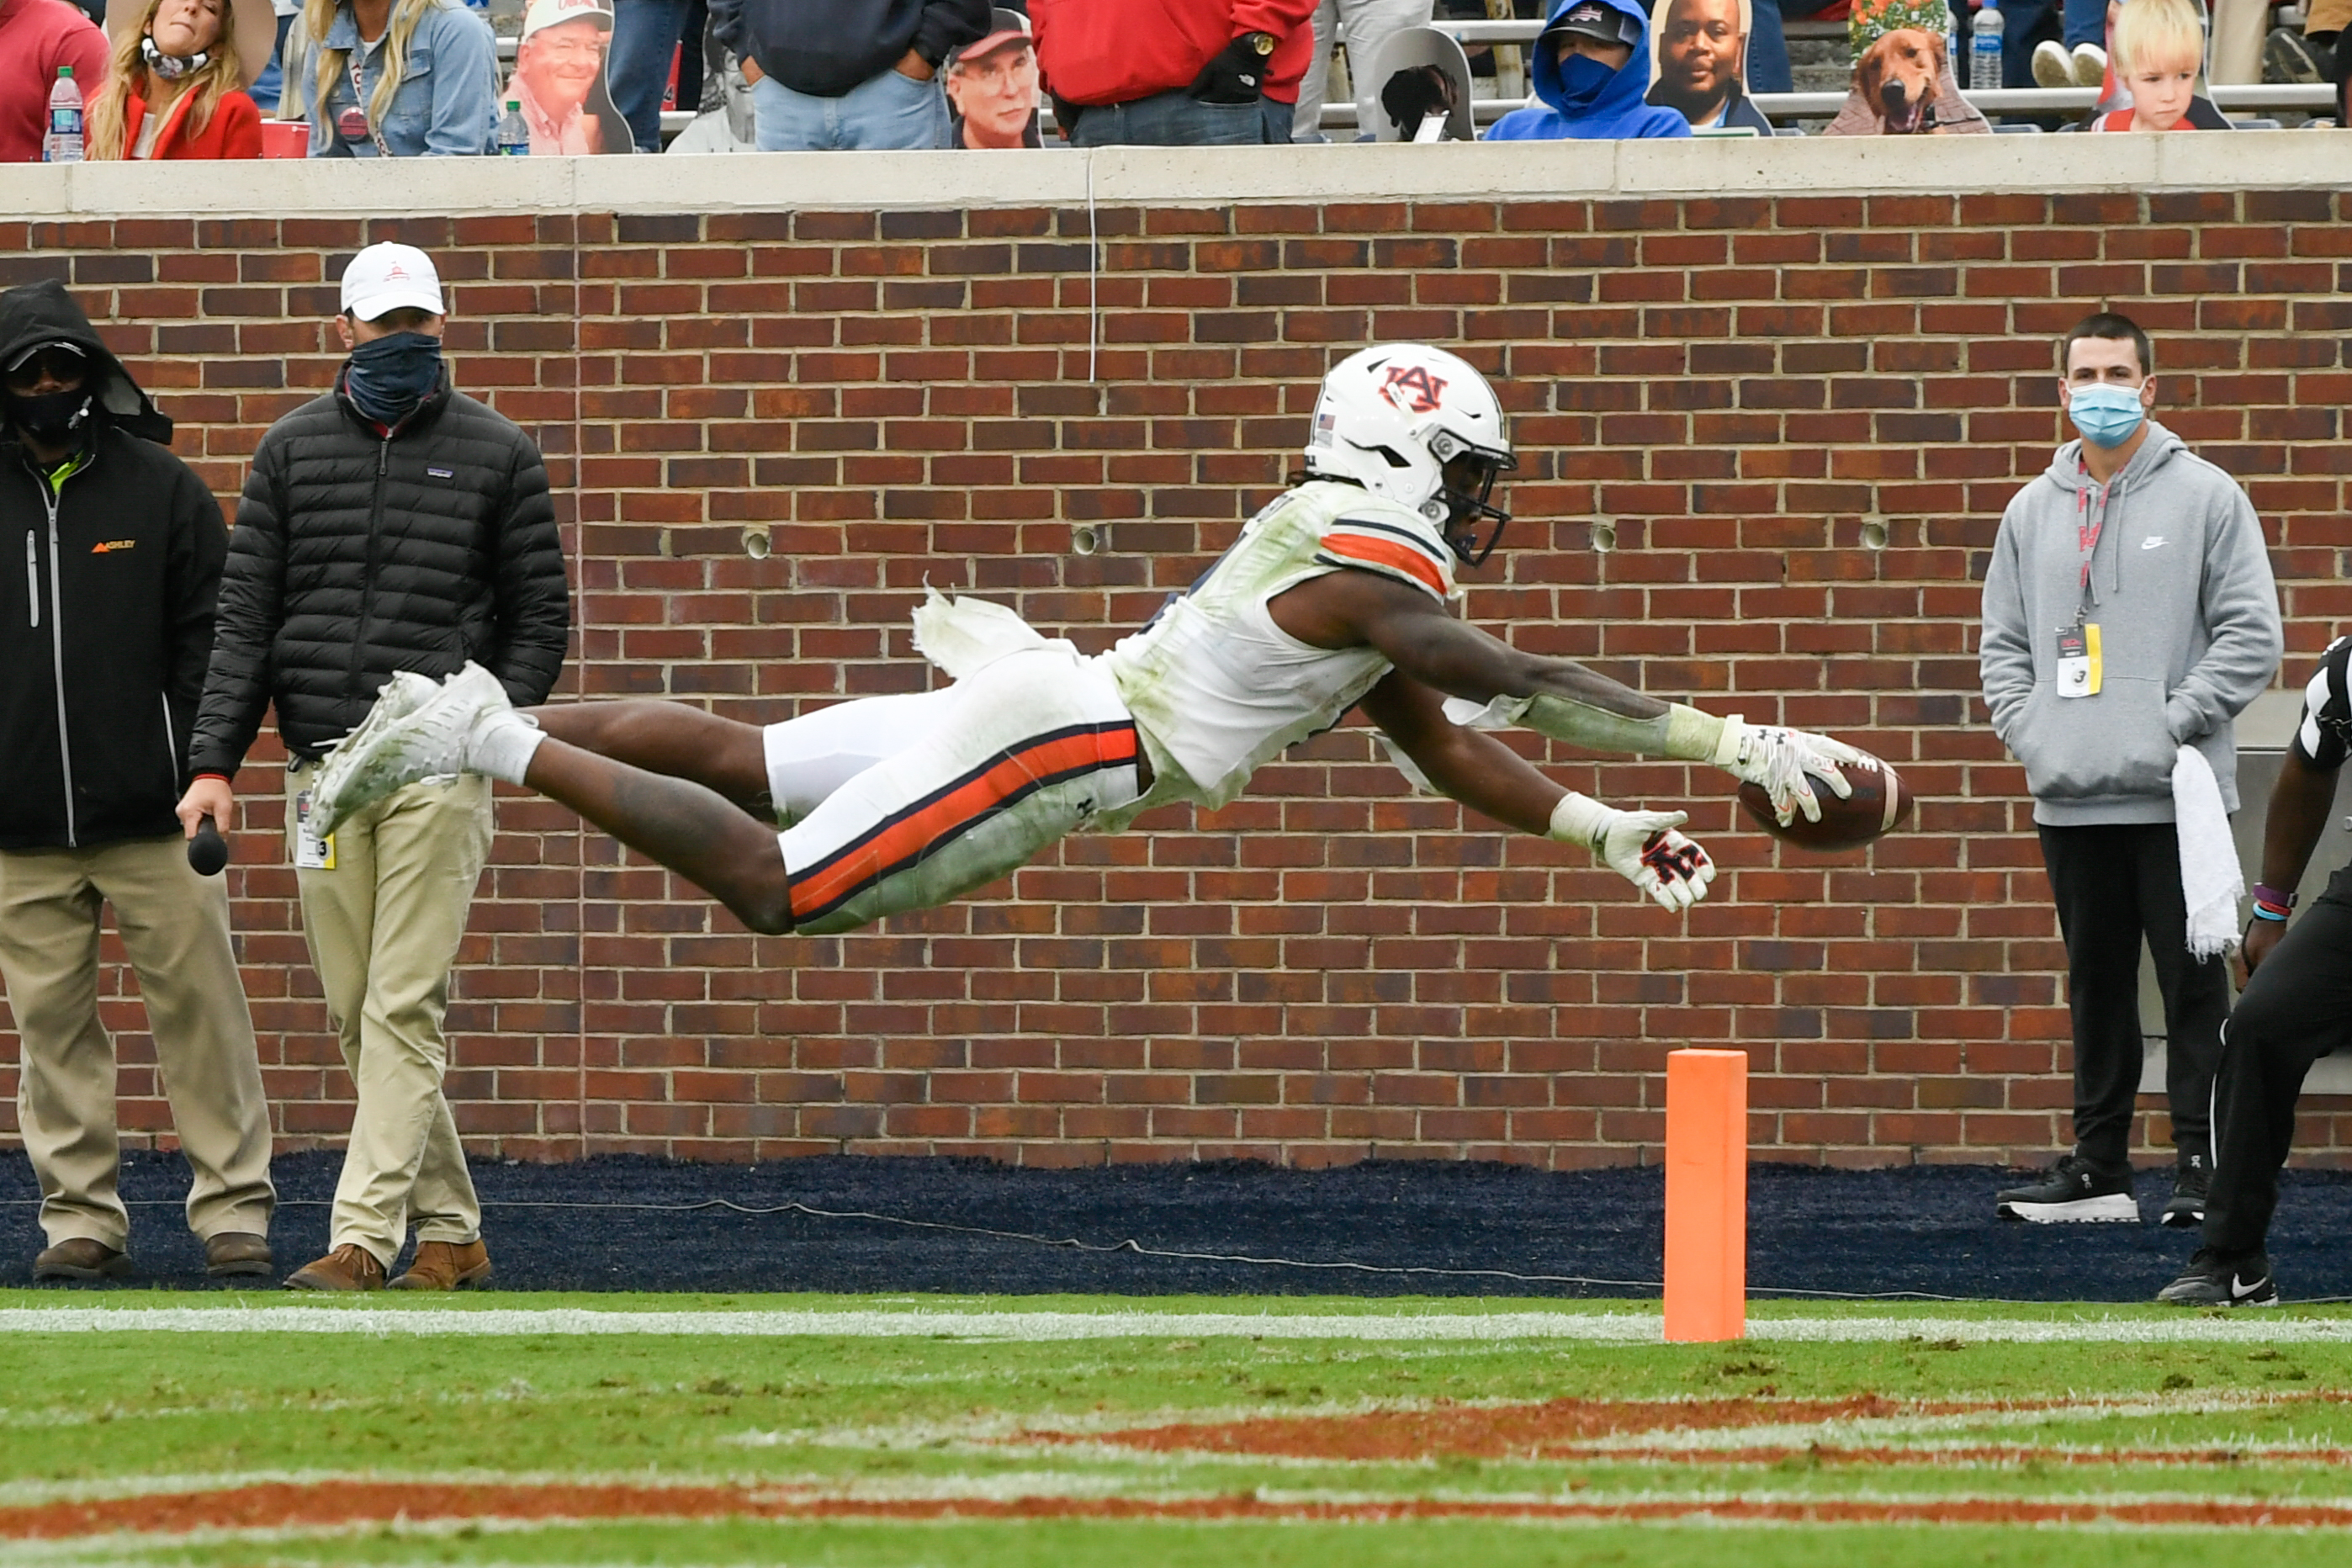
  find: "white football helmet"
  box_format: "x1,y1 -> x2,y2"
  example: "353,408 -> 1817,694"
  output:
1302,344 -> 1517,563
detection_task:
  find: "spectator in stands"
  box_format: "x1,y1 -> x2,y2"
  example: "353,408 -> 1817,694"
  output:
0,279 -> 278,1286
281,0 -> 499,156
1647,0 -> 1772,131
1744,0 -> 1832,94
710,0 -> 986,151
1485,0 -> 1689,140
86,0 -> 268,159
1032,0 -> 1317,146
1291,0 -> 1433,142
607,0 -> 706,151
1,0 -> 112,162
945,6 -> 1040,146
2268,0 -> 2346,106
1980,311 -> 2280,1230
251,0 -> 294,111
2090,0 -> 2227,130
510,0 -> 629,153
180,245 -> 569,1292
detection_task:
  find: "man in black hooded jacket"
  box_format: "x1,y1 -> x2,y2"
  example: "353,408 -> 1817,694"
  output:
178,244 -> 569,1295
0,279 -> 277,1285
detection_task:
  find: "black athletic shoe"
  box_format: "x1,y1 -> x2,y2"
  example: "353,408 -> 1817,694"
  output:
2162,1153 -> 2210,1229
2157,1247 -> 2279,1306
2265,27 -> 2330,84
1995,1152 -> 2140,1223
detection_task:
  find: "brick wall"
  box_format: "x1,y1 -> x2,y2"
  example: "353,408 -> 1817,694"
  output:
3,177 -> 2348,1169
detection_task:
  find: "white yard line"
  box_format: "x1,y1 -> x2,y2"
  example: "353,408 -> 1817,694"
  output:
2,1306 -> 2351,1343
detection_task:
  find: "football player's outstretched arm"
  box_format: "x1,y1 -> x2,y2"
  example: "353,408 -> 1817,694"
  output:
1357,667 -> 1715,912
1270,567 -> 1863,824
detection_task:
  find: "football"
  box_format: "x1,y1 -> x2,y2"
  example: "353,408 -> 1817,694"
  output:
1737,752 -> 1911,851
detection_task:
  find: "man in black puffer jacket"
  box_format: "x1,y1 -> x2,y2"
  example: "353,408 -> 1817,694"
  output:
181,244 -> 569,1295
0,279 -> 277,1286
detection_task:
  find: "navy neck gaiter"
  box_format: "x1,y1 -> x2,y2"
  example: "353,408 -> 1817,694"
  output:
344,332 -> 444,427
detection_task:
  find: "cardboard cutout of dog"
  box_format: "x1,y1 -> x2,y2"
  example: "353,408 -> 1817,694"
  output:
1824,0 -> 1989,135
1645,0 -> 1773,134
1367,25 -> 1477,141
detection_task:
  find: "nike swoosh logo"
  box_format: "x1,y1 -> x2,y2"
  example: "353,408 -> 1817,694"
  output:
2142,537 -> 2167,549
2233,1275 -> 2271,1299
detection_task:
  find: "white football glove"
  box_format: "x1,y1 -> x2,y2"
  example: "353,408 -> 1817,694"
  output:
1712,718 -> 1870,825
1549,793 -> 1716,913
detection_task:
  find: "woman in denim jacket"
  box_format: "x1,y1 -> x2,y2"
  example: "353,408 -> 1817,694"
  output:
283,0 -> 500,156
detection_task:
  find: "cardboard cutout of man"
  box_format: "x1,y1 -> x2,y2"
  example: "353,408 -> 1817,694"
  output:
1647,0 -> 1773,131
511,0 -> 632,154
944,6 -> 1040,148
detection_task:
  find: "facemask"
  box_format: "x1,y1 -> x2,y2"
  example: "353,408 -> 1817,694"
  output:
2067,382 -> 2146,449
344,331 -> 444,427
141,34 -> 211,80
4,388 -> 93,442
1557,51 -> 1619,99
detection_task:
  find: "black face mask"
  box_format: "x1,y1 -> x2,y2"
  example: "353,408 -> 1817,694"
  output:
4,388 -> 93,442
344,331 -> 444,427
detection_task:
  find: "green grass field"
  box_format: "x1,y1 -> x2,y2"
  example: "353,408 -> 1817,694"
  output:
5,1291 -> 2352,1565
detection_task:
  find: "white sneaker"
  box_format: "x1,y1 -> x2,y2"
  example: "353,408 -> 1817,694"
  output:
2070,42 -> 2108,87
310,663 -> 510,835
2031,39 -> 2074,87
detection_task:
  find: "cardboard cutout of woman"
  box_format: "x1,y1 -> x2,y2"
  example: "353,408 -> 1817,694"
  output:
511,0 -> 632,154
1646,0 -> 1774,133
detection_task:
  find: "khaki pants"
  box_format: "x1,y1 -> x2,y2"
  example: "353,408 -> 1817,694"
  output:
0,836 -> 274,1249
286,760 -> 491,1269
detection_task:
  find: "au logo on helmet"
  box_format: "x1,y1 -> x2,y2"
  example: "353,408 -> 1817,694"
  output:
1380,363 -> 1449,415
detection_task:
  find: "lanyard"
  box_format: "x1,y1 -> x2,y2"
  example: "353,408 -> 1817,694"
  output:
346,50 -> 389,157
2072,457 -> 2108,621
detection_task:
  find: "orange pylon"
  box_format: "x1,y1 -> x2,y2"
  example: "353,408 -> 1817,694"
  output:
1664,1048 -> 1748,1343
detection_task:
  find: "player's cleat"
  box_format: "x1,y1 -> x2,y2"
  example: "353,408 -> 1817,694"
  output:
1995,1152 -> 2141,1222
2162,1152 -> 2210,1229
2157,1247 -> 2278,1306
309,663 -> 511,836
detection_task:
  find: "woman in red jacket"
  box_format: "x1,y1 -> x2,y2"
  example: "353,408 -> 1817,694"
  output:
86,0 -> 272,159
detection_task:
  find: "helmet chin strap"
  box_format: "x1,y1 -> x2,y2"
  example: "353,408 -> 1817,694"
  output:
142,34 -> 212,80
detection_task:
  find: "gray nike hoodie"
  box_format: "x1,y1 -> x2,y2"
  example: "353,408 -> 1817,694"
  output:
1979,421 -> 2281,826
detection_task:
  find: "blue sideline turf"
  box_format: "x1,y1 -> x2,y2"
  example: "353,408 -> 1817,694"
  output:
3,1150 -> 2344,1302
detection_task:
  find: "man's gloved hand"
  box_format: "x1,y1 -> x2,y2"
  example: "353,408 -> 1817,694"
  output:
1189,32 -> 1275,103
1710,717 -> 1867,825
1550,793 -> 1716,912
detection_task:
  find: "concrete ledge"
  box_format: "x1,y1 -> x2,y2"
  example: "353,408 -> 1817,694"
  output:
8,132 -> 2348,220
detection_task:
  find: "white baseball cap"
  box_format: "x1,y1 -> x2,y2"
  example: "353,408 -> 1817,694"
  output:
340,243 -> 445,321
522,0 -> 614,40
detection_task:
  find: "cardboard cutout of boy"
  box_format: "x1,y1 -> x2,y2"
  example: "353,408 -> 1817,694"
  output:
1646,0 -> 1773,133
511,0 -> 632,155
2087,0 -> 2232,130
1823,0 -> 1991,134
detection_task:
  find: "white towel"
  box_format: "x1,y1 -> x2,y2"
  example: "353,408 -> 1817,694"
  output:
2173,744 -> 2243,961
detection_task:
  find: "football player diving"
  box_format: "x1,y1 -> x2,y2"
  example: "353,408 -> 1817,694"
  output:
263,345 -> 1868,937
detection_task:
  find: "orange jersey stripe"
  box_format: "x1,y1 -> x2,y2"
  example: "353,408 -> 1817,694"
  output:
789,725 -> 1139,920
1322,532 -> 1448,599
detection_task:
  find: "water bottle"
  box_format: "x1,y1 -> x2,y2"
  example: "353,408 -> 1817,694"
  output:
43,66 -> 83,163
495,98 -> 529,156
1970,4 -> 2004,93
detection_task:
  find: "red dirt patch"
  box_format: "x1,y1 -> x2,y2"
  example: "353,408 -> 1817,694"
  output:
1037,1395 -> 1980,1461
7,1482 -> 2352,1540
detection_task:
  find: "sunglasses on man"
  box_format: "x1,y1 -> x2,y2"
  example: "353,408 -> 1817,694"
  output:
4,345 -> 86,395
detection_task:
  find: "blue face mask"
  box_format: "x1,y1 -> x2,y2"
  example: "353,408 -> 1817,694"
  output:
1557,51 -> 1619,99
2067,381 -> 2146,449
344,331 -> 444,427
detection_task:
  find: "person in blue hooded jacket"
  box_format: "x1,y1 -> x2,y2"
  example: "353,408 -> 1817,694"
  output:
1484,0 -> 1690,140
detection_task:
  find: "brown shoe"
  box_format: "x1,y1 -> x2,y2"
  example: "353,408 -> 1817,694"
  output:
284,1243 -> 386,1292
204,1232 -> 274,1279
389,1238 -> 492,1291
33,1237 -> 132,1283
